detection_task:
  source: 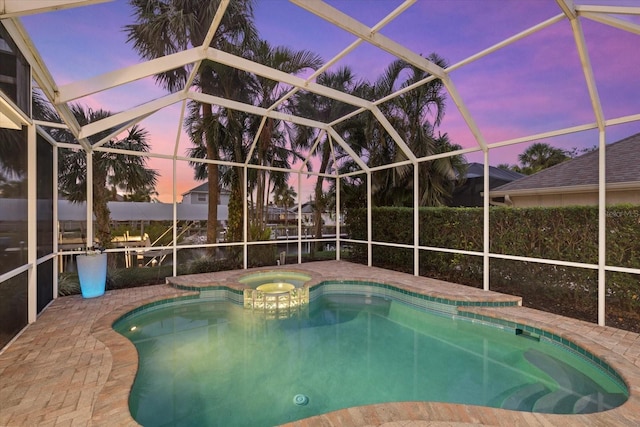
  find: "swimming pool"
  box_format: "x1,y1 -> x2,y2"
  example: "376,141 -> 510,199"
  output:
115,286 -> 628,426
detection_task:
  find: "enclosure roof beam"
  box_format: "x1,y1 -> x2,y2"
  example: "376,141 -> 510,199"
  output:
204,47 -> 373,110
581,11 -> 640,35
79,92 -> 185,139
326,127 -> 369,173
448,14 -> 565,73
575,5 -> 640,15
569,12 -> 605,130
189,92 -> 329,130
1,18 -> 89,149
556,0 -> 578,20
266,0 -> 416,115
441,75 -> 488,151
291,0 -> 446,79
58,48 -> 205,103
370,107 -> 417,162
0,0 -> 110,18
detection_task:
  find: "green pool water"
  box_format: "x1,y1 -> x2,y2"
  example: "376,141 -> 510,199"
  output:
115,295 -> 627,426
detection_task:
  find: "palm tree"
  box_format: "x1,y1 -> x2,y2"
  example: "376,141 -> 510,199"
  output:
55,104 -> 158,248
367,55 -> 466,206
516,142 -> 569,175
122,185 -> 159,202
292,67 -> 367,251
246,39 -> 322,228
0,130 -> 25,199
185,37 -> 321,245
126,0 -> 257,245
0,93 -> 52,186
273,184 -> 296,233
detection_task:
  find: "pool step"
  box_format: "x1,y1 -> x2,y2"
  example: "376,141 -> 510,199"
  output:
532,390 -> 580,413
500,383 -> 627,414
500,383 -> 550,411
573,392 -> 627,414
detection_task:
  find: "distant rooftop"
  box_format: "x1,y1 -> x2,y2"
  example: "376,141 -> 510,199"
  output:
492,133 -> 640,194
464,163 -> 525,181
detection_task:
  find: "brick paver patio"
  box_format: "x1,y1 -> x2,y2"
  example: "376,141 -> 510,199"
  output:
1,261 -> 638,426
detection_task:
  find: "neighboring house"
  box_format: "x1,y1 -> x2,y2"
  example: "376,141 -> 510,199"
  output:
266,205 -> 296,224
300,201 -> 342,227
181,182 -> 231,205
56,200 -> 228,248
489,133 -> 640,207
449,163 -> 524,207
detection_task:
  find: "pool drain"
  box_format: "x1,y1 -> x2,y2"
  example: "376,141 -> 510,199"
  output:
293,394 -> 309,406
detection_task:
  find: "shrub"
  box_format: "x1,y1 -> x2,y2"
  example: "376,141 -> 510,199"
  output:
185,256 -> 239,274
58,272 -> 81,296
346,205 -> 640,330
108,265 -> 176,289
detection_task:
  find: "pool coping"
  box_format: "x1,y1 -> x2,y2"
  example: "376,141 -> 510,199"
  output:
1,260 -> 638,426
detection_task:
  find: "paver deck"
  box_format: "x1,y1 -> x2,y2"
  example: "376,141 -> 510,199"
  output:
1,261 -> 638,426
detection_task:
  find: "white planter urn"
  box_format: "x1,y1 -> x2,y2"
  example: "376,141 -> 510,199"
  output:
76,253 -> 107,298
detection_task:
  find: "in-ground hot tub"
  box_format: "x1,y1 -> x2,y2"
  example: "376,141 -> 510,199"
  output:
256,282 -> 295,293
241,271 -> 311,316
239,270 -> 311,288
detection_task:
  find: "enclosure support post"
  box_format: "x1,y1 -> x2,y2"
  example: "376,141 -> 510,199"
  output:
86,150 -> 93,248
367,171 -> 372,267
483,151 -> 490,291
53,138 -> 59,298
172,158 -> 178,277
597,130 -> 606,326
297,172 -> 302,264
414,162 -> 419,276
27,123 -> 37,322
243,166 -> 248,269
336,175 -> 341,261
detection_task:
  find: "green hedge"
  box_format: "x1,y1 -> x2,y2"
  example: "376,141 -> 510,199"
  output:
347,205 -> 640,269
345,205 -> 640,326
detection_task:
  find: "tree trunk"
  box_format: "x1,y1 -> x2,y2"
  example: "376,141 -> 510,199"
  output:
255,118 -> 272,229
93,173 -> 111,249
203,104 -> 219,248
226,179 -> 243,264
313,140 -> 331,254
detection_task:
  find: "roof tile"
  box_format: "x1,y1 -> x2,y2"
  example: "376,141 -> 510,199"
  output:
492,133 -> 640,192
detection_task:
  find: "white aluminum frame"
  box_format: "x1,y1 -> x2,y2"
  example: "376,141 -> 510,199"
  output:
0,0 -> 639,329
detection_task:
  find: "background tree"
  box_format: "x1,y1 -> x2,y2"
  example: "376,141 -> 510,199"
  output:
0,92 -> 53,193
272,184 -> 296,233
246,39 -> 322,229
516,142 -> 569,175
122,184 -> 159,202
0,130 -> 25,198
55,105 -> 158,248
499,142 -> 570,175
184,38 -> 320,244
126,0 -> 257,245
292,67 -> 367,252
365,55 -> 466,207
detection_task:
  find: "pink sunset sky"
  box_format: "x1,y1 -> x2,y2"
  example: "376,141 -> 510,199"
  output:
20,0 -> 640,203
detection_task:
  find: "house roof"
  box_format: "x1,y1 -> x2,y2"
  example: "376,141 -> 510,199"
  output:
182,182 -> 231,196
491,133 -> 640,195
464,163 -> 524,181
57,200 -> 228,221
0,199 -> 227,222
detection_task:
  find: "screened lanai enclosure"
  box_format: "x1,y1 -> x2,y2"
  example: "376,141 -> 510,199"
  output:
1,0 -> 640,349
